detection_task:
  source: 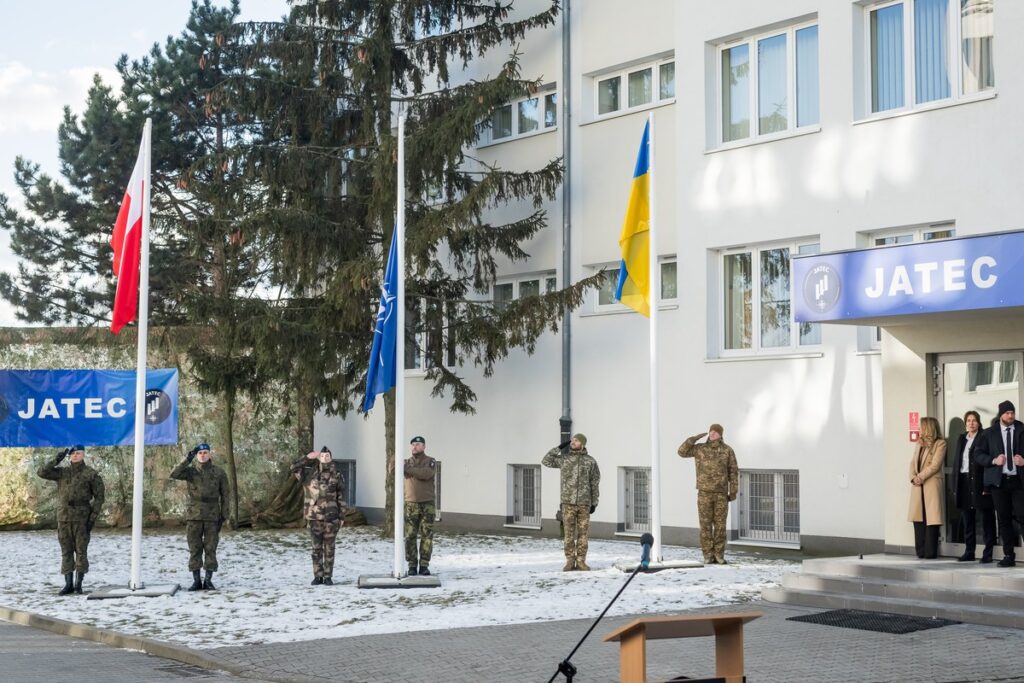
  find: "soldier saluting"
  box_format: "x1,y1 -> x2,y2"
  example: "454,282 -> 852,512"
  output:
291,446 -> 348,585
543,434 -> 600,571
678,424 -> 738,565
170,443 -> 229,591
37,445 -> 105,595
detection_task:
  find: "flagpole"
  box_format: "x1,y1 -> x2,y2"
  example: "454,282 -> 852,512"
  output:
647,111 -> 662,562
393,107 -> 407,578
128,118 -> 152,590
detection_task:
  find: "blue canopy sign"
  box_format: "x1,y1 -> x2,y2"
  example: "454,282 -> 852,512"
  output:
793,230 -> 1024,323
0,369 -> 178,448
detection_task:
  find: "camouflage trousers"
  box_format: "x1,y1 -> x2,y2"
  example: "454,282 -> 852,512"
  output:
404,502 -> 435,569
309,520 -> 340,578
697,491 -> 729,561
57,520 -> 91,574
561,504 -> 591,563
186,520 -> 221,572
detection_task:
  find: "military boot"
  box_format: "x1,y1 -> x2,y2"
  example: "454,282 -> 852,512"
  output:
202,570 -> 216,590
562,561 -> 575,572
322,576 -> 334,585
575,560 -> 591,571
74,571 -> 85,594
311,576 -> 323,586
418,566 -> 430,576
407,565 -> 418,576
58,572 -> 74,596
187,570 -> 202,591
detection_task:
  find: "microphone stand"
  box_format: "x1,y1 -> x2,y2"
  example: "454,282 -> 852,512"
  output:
548,562 -> 647,683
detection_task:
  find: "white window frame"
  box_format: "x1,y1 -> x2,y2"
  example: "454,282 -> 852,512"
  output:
737,469 -> 800,547
507,464 -> 542,528
594,57 -> 676,119
492,272 -> 558,312
718,240 -> 821,356
480,86 -> 558,145
861,0 -> 995,119
593,257 -> 678,313
619,467 -> 652,534
716,19 -> 819,147
404,298 -> 459,373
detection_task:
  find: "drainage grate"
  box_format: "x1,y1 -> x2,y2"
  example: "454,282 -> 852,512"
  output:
787,609 -> 960,634
151,663 -> 215,679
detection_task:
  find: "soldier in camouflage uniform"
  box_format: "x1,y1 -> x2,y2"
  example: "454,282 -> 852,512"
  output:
404,435 -> 437,576
170,442 -> 229,591
292,446 -> 348,585
37,445 -> 105,595
678,424 -> 738,565
542,433 -> 601,571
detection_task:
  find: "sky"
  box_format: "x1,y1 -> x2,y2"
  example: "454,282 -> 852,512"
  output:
0,0 -> 289,325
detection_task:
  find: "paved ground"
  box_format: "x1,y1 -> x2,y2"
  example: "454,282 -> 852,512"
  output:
0,620 -> 271,683
211,601 -> 1024,683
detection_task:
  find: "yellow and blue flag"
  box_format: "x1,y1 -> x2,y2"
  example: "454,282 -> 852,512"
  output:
614,121 -> 651,316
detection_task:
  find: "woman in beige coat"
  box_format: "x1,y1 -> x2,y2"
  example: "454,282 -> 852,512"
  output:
908,417 -> 946,559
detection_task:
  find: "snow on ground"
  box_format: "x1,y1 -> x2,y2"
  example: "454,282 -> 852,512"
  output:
0,527 -> 794,648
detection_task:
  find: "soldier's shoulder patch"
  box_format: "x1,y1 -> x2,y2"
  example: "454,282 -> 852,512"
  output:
429,459 -> 436,468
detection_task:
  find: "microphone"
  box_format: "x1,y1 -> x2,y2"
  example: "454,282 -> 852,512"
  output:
639,532 -> 654,569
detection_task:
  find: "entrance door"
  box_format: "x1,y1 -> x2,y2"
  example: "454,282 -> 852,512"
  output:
937,352 -> 1023,557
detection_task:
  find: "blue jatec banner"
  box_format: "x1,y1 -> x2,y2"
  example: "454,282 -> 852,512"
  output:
0,369 -> 178,447
793,230 -> 1024,323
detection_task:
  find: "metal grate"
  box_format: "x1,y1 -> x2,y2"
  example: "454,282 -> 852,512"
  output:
512,465 -> 542,526
787,609 -> 959,634
739,470 -> 800,544
623,467 -> 651,532
336,459 -> 357,508
151,663 -> 217,679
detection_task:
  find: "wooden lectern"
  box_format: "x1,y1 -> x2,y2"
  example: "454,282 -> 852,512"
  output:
603,612 -> 762,683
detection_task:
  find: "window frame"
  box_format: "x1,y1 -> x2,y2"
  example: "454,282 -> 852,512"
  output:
620,466 -> 652,534
481,87 -> 558,145
507,464 -> 542,528
404,297 -> 459,374
718,240 -> 822,356
492,272 -> 559,313
737,469 -> 800,547
862,0 -> 995,119
716,19 -> 820,147
594,257 -> 678,313
593,57 -> 676,119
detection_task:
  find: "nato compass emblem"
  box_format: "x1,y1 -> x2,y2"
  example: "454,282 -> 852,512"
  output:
803,262 -> 841,314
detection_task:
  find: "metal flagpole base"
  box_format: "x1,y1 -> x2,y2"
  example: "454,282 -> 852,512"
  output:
357,573 -> 441,589
87,583 -> 180,600
612,559 -> 704,573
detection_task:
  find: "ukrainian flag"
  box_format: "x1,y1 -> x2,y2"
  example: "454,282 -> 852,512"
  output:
614,121 -> 651,316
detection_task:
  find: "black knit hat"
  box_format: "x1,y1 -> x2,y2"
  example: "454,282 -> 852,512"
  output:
999,400 -> 1016,417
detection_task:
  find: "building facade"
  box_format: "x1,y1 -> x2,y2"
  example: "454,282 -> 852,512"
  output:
318,0 -> 1010,556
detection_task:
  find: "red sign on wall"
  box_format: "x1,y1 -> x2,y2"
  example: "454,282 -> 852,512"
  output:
909,430 -> 920,442
909,411 -> 920,431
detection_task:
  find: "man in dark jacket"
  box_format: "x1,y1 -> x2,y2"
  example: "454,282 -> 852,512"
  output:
974,400 -> 1024,567
37,445 -> 105,595
292,446 -> 348,585
170,443 -> 230,589
543,434 -> 600,571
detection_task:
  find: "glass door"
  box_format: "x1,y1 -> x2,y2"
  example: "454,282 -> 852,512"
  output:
937,352 -> 1023,557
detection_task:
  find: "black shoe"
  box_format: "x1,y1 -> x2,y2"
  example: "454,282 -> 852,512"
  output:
957,553 -> 976,562
58,572 -> 74,596
74,571 -> 85,594
407,566 -> 418,576
311,577 -> 323,585
419,567 -> 431,576
187,570 -> 202,591
998,557 -> 1016,568
322,577 -> 333,585
980,556 -> 994,564
202,570 -> 216,590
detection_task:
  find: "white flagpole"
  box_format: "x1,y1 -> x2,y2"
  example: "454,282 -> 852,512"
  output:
647,111 -> 663,562
129,118 -> 153,590
394,108 -> 407,578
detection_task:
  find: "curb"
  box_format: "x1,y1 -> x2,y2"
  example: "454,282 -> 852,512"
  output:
0,603 -> 295,683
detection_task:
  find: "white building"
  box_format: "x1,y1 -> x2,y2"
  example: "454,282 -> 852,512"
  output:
319,0 -> 1012,557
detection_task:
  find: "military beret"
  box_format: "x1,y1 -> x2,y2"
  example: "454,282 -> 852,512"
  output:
410,436 -> 425,444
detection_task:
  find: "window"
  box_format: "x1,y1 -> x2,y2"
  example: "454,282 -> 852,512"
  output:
596,259 -> 678,310
508,465 -> 541,527
483,89 -> 557,143
595,58 -> 675,117
405,299 -> 458,370
721,241 -> 820,353
620,467 -> 651,533
738,470 -> 800,545
336,459 -> 357,508
866,0 -> 994,115
433,460 -> 442,521
719,20 -> 819,145
493,273 -> 557,312
967,360 -> 1017,391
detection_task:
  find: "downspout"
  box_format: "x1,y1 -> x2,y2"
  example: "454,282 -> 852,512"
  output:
559,0 -> 573,445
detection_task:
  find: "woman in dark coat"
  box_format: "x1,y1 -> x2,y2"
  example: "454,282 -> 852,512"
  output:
953,411 -> 996,562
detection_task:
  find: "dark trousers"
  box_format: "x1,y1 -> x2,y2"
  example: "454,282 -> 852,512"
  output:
991,477 -> 1024,558
913,487 -> 939,558
960,505 -> 996,558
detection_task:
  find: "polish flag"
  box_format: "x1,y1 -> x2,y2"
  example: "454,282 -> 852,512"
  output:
110,138 -> 145,334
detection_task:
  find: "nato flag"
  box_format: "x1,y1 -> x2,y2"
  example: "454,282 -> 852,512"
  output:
362,233 -> 399,413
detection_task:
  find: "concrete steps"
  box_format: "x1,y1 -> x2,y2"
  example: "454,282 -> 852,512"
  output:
763,554 -> 1024,629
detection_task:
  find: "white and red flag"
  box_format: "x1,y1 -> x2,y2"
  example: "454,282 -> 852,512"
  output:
110,135 -> 146,334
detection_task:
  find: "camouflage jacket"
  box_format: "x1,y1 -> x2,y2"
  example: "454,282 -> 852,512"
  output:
292,458 -> 348,523
37,458 -> 105,524
542,447 -> 600,507
170,459 -> 230,522
678,435 -> 739,495
404,453 -> 436,503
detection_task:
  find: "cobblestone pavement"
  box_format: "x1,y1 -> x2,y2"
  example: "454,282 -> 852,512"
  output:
211,601 -> 1024,683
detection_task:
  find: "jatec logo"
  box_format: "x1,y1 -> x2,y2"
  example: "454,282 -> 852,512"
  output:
803,263 -> 841,313
144,389 -> 173,425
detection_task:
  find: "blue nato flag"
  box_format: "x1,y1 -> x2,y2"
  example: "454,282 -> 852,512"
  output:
362,233 -> 399,413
